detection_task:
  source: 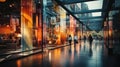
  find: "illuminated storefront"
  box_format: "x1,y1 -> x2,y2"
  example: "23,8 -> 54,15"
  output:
0,0 -> 81,52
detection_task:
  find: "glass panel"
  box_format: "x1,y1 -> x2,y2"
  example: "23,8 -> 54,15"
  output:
92,12 -> 101,16
0,0 -> 21,51
0,0 -> 105,55
76,12 -> 101,19
65,0 -> 103,12
85,0 -> 103,10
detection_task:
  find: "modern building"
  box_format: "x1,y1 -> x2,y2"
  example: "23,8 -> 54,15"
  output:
0,0 -> 120,67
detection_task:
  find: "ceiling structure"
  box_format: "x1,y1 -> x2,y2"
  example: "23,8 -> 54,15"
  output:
47,0 -> 119,32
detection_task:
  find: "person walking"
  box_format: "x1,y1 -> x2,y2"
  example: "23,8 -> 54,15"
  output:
83,35 -> 86,42
68,35 -> 72,46
88,34 -> 93,48
74,34 -> 78,45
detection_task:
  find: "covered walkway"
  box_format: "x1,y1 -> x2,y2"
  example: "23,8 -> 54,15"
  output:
0,0 -> 120,67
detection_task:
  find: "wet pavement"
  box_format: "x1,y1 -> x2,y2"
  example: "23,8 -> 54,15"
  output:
0,44 -> 68,62
0,40 -> 120,67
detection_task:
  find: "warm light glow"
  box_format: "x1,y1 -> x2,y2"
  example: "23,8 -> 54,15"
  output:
60,7 -> 67,44
0,26 -> 14,34
48,52 -> 51,61
0,0 -> 6,2
21,0 -> 33,51
6,25 -> 10,27
49,41 -> 52,44
54,25 -> 61,45
54,49 -> 61,60
109,30 -> 112,36
9,4 -> 12,7
70,15 -> 76,37
17,60 -> 21,67
36,15 -> 38,28
17,34 -> 22,37
37,28 -> 42,42
21,13 -> 32,26
56,33 -> 61,45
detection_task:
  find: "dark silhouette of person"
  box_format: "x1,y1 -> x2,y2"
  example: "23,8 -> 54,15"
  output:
68,35 -> 72,46
88,35 -> 93,48
74,34 -> 78,45
83,35 -> 86,42
73,34 -> 78,49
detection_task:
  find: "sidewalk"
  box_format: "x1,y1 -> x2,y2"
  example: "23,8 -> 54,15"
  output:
0,44 -> 69,63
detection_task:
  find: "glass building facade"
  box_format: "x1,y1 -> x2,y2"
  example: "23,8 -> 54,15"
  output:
0,0 -> 120,56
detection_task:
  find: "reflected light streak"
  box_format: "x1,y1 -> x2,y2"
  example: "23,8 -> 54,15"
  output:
54,49 -> 61,61
17,60 -> 21,67
22,24 -> 33,49
70,50 -> 74,64
9,50 -> 21,53
49,52 -> 52,61
18,53 -> 29,56
21,13 -> 32,27
21,0 -> 33,51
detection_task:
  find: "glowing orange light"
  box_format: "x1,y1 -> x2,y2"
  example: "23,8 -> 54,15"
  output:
37,28 -> 42,42
17,60 -> 21,67
21,0 -> 33,50
109,30 -> 112,37
0,26 -> 14,34
49,41 -> 52,44
54,49 -> 61,60
0,0 -> 6,2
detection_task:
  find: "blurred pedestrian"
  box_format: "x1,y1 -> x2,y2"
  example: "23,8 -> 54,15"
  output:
74,34 -> 78,45
83,35 -> 86,42
88,34 -> 93,47
84,35 -> 86,40
68,35 -> 72,46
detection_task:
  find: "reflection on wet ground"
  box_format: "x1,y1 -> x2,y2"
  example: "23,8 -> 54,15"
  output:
0,40 -> 120,67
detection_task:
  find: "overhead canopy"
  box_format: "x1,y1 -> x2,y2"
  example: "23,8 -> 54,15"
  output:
46,0 -> 120,32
